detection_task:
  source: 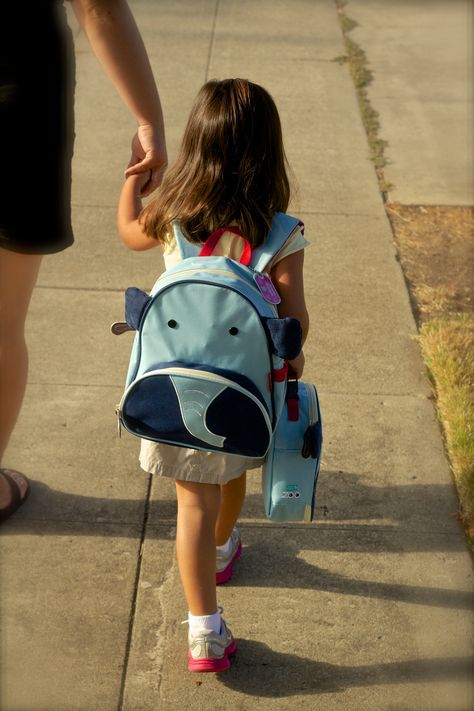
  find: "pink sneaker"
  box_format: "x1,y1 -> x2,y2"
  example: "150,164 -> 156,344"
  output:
187,616 -> 237,673
216,527 -> 242,584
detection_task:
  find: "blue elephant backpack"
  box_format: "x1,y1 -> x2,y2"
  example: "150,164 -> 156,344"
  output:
113,213 -> 303,459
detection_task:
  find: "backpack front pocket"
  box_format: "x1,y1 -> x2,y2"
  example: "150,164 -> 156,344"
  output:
119,365 -> 272,458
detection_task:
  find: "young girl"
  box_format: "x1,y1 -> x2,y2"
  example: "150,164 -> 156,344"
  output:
117,78 -> 309,673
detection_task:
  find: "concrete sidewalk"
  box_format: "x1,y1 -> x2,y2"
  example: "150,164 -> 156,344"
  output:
2,1 -> 472,710
347,0 -> 473,206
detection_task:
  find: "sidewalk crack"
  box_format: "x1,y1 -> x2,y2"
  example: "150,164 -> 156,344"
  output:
117,473 -> 153,711
151,555 -> 178,698
205,0 -> 219,81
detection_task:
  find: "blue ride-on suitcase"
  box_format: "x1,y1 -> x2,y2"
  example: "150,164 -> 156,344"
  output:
262,380 -> 322,522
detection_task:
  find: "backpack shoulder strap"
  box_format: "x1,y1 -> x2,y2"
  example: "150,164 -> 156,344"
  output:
172,222 -> 201,260
251,212 -> 303,272
172,214 -> 302,267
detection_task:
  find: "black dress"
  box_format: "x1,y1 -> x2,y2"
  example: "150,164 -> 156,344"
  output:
0,1 -> 75,254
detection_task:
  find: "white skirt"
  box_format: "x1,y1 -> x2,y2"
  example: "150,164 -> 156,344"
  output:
139,439 -> 262,485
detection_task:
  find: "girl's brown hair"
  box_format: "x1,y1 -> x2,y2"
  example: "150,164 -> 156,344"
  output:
141,78 -> 290,248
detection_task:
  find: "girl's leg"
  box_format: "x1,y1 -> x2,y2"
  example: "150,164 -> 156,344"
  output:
0,248 -> 42,507
215,471 -> 246,546
175,480 -> 221,615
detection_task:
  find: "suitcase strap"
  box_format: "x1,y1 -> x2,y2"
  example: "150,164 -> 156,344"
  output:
286,379 -> 299,421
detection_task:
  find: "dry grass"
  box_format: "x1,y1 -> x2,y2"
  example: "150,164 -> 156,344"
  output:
414,284 -> 459,317
391,205 -> 474,542
420,316 -> 474,536
386,204 -> 474,321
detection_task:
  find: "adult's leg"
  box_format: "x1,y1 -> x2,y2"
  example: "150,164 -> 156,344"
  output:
215,471 -> 246,546
175,480 -> 221,615
0,247 -> 42,506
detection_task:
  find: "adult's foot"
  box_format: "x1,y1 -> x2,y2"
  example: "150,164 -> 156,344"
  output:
0,469 -> 30,522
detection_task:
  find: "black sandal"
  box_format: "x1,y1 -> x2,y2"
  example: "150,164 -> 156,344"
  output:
0,469 -> 30,523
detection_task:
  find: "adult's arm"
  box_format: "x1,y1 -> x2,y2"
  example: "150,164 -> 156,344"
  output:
71,0 -> 167,193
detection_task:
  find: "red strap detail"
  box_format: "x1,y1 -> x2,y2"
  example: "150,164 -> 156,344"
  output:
287,398 -> 299,421
199,227 -> 252,266
272,363 -> 288,382
267,372 -> 273,392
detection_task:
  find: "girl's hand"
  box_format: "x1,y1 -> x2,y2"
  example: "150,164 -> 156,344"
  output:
127,170 -> 152,194
287,351 -> 305,379
125,123 -> 168,196
118,173 -> 157,251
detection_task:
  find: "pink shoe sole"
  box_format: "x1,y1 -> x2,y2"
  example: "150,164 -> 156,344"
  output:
188,639 -> 237,673
216,542 -> 242,585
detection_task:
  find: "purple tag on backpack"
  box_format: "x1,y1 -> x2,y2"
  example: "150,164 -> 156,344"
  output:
253,272 -> 281,304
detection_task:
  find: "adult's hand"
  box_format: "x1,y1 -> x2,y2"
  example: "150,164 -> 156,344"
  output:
125,123 -> 167,196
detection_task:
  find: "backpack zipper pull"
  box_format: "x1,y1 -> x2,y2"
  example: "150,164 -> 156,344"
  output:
253,272 -> 281,304
111,321 -> 134,335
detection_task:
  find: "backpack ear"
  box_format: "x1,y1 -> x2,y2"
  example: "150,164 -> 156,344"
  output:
125,287 -> 151,330
263,317 -> 302,360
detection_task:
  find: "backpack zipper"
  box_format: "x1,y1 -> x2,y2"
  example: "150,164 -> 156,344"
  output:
156,267 -> 273,306
262,222 -> 304,269
305,383 -> 319,426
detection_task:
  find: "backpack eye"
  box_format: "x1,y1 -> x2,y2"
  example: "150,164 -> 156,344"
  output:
168,319 -> 178,328
229,327 -> 239,336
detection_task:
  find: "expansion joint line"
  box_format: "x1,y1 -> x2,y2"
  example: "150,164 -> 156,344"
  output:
205,0 -> 219,82
117,472 -> 153,711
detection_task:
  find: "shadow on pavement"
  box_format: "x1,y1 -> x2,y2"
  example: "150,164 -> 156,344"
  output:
231,537 -> 474,610
3,481 -> 472,612
4,469 -> 466,550
218,642 -> 473,698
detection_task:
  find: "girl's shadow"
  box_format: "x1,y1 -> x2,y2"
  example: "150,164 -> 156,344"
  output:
233,537 -> 474,611
219,640 -> 472,699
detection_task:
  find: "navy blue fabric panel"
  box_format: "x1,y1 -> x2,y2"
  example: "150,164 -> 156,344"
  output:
123,374 -> 183,439
125,287 -> 151,330
206,389 -> 270,457
122,373 -> 269,456
263,317 -> 302,360
123,376 -> 212,448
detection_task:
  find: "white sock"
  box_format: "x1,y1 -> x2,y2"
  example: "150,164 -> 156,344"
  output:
216,536 -> 233,556
188,610 -> 221,635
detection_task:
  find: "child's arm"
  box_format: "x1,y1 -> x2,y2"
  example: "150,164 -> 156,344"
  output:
271,250 -> 309,378
118,174 -> 158,251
